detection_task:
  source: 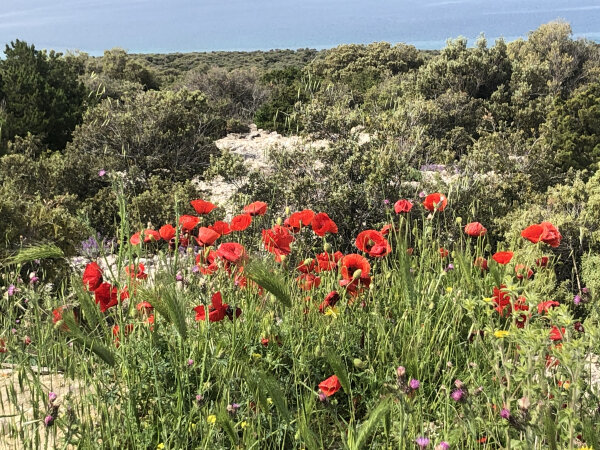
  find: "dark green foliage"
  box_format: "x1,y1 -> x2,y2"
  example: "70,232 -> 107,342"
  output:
68,89 -> 225,184
254,67 -> 307,133
0,40 -> 87,151
541,81 -> 600,174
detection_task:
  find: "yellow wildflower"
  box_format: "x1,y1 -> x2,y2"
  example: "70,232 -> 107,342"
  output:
240,421 -> 248,429
207,415 -> 217,424
157,444 -> 165,450
324,306 -> 339,317
494,330 -> 510,339
446,286 -> 453,294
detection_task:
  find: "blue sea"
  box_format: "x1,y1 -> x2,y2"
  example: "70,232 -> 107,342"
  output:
1,0 -> 599,55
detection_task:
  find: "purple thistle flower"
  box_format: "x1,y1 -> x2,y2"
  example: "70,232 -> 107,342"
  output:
582,287 -> 589,294
500,408 -> 510,419
195,394 -> 204,404
445,263 -> 454,272
418,191 -> 426,198
415,436 -> 430,448
450,389 -> 465,402
48,392 -> 57,403
435,442 -> 450,450
98,169 -> 107,177
175,272 -> 184,282
573,294 -> 581,305
383,199 -> 390,205
7,285 -> 17,296
318,391 -> 328,402
409,378 -> 420,390
187,359 -> 194,366
396,366 -> 406,377
44,415 -> 54,427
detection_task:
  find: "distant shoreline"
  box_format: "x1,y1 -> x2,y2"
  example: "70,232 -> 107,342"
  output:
22,32 -> 600,58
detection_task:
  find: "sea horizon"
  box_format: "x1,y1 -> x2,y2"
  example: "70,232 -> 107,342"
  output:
1,0 -> 599,56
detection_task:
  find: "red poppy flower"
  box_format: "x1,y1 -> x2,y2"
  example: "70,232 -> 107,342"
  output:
112,323 -> 134,346
297,258 -> 316,273
125,263 -> 148,280
216,242 -> 247,265
514,264 -> 533,280
243,201 -> 268,216
230,213 -> 252,231
193,292 -> 241,322
423,193 -> 447,212
521,222 -> 562,247
136,301 -> 153,313
312,212 -> 338,237
195,227 -> 220,247
159,224 -> 176,241
142,229 -> 160,243
549,326 -> 566,341
492,285 -> 511,316
296,273 -> 321,290
439,247 -> 449,258
340,254 -> 371,280
190,199 -> 216,215
394,199 -> 413,213
473,257 -> 488,271
83,262 -> 103,291
319,291 -> 340,313
52,307 -> 65,324
288,210 -> 315,231
492,251 -> 513,265
537,300 -> 560,315
196,250 -> 219,275
130,232 -> 141,245
210,221 -> 231,236
539,222 -> 562,247
262,225 -> 294,262
179,215 -> 200,232
380,224 -> 394,235
94,282 -> 120,313
315,251 -> 342,272
355,230 -> 391,258
536,256 -> 549,267
318,375 -> 342,397
464,222 -> 487,237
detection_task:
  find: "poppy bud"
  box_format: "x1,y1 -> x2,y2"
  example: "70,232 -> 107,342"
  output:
353,358 -> 366,369
53,320 -> 65,331
323,242 -> 332,253
285,206 -> 291,215
455,217 -> 462,224
276,217 -> 282,226
352,269 -> 362,279
314,345 -> 321,356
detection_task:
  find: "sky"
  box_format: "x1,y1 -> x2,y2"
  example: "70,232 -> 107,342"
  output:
1,0 -> 599,55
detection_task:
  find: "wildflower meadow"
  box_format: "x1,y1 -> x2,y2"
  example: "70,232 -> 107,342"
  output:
1,185 -> 598,449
